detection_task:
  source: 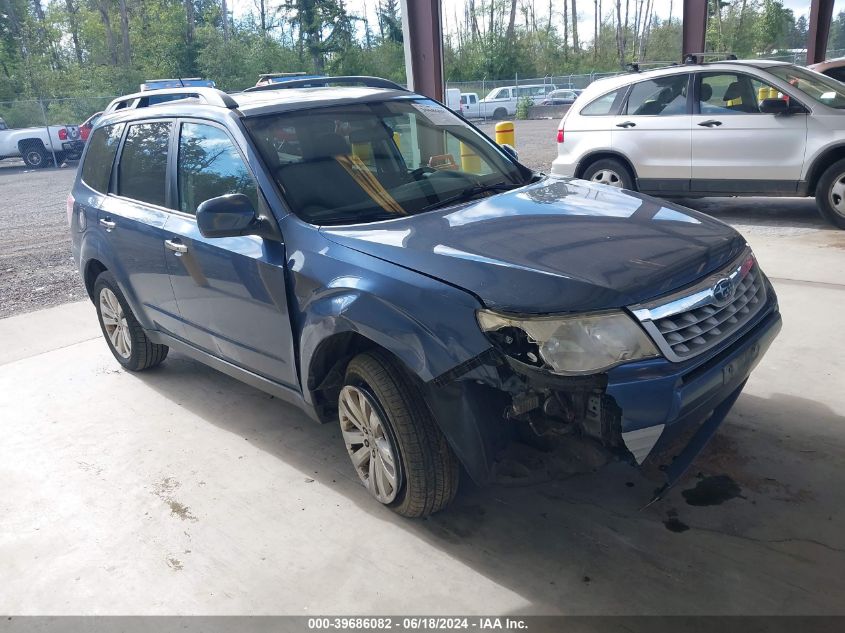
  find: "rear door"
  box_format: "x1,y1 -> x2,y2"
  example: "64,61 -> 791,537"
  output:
163,119 -> 298,388
690,71 -> 808,192
610,73 -> 692,194
97,119 -> 184,336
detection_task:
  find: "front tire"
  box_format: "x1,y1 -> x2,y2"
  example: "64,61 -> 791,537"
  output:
582,157 -> 635,190
94,271 -> 168,371
340,351 -> 459,517
815,158 -> 845,229
493,107 -> 508,120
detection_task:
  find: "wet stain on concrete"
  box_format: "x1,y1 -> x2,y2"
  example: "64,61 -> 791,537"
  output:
663,517 -> 690,533
682,475 -> 744,506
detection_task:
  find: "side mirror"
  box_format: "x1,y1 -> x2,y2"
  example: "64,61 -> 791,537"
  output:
759,98 -> 789,115
196,194 -> 260,238
500,143 -> 519,162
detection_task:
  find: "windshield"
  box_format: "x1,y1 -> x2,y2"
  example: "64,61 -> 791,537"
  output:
767,65 -> 845,109
244,99 -> 527,225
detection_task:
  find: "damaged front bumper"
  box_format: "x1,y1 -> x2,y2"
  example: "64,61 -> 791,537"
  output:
425,291 -> 781,491
607,301 -> 781,490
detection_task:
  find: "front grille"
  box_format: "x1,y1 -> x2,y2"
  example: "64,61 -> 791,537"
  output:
629,250 -> 767,362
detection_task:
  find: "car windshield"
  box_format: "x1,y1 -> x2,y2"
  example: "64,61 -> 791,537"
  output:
767,65 -> 845,109
244,99 -> 527,225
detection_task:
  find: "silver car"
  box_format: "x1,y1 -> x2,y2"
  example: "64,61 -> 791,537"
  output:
551,59 -> 845,229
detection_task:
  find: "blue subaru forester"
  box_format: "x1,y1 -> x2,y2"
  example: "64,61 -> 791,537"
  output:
69,77 -> 782,516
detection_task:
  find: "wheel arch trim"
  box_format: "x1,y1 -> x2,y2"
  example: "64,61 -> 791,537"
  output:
575,150 -> 639,185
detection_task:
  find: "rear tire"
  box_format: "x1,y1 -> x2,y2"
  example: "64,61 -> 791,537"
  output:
582,158 -> 635,190
20,141 -> 48,168
815,158 -> 845,229
93,271 -> 168,371
341,351 -> 460,517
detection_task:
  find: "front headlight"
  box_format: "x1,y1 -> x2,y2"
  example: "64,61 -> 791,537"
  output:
477,309 -> 660,375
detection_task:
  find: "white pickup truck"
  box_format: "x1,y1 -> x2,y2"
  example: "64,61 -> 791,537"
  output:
0,117 -> 83,167
479,84 -> 558,118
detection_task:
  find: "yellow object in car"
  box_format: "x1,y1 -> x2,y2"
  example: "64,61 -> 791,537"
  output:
334,153 -> 406,215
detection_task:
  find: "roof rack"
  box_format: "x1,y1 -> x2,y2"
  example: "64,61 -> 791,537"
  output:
683,52 -> 739,64
105,87 -> 238,113
257,72 -> 311,80
243,75 -> 406,93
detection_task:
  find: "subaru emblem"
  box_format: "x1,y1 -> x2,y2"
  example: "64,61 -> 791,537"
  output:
712,278 -> 735,304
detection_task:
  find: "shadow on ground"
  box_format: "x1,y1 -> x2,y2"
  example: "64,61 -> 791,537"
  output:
135,352 -> 845,615
678,196 -> 833,232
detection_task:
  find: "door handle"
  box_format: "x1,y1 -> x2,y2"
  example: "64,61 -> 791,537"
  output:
165,239 -> 188,255
698,120 -> 723,127
99,218 -> 116,232
616,121 -> 636,128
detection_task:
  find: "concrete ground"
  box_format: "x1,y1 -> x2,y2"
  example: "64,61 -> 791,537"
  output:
1,119 -> 845,615
1,205 -> 844,615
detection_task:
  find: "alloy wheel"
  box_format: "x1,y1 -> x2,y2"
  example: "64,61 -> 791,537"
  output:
828,174 -> 845,218
25,150 -> 43,167
339,385 -> 401,504
99,287 -> 132,359
590,169 -> 622,187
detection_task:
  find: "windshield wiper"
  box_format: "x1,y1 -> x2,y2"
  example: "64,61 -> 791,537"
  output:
417,182 -> 523,213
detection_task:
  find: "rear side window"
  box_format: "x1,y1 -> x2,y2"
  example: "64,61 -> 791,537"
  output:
118,122 -> 171,207
81,123 -> 125,193
177,122 -> 258,215
580,88 -> 626,115
625,75 -> 689,116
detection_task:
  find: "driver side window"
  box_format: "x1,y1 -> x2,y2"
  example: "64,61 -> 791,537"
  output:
698,73 -> 786,114
177,122 -> 259,215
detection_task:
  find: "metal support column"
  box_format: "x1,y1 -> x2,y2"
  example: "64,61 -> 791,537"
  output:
807,0 -> 835,65
681,0 -> 708,60
400,0 -> 444,102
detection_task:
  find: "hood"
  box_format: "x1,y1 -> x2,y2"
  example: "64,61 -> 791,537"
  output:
321,177 -> 746,314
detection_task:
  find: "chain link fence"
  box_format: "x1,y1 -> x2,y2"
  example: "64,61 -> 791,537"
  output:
2,49 -> 843,165
0,96 -> 114,167
445,52 -> 845,119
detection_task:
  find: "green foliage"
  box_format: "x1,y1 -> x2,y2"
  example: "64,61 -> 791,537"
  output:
515,95 -> 532,120
0,0 -> 824,110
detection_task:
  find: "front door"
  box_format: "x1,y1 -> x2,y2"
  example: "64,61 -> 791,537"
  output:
690,71 -> 808,192
163,119 -> 298,388
611,73 -> 692,194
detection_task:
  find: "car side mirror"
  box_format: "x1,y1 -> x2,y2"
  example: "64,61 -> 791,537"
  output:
197,194 -> 261,238
759,98 -> 790,115
500,143 -> 519,162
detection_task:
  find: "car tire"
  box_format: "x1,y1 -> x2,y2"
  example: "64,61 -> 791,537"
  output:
582,158 -> 635,190
815,159 -> 845,229
493,107 -> 507,120
20,141 -> 48,168
93,271 -> 169,371
340,351 -> 459,517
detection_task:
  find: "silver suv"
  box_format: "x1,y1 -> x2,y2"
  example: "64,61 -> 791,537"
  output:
551,59 -> 845,229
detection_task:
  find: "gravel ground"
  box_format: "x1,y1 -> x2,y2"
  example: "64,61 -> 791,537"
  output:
0,118 -> 835,319
0,161 -> 82,319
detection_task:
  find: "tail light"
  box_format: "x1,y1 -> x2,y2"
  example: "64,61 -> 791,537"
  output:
66,193 -> 75,226
58,128 -> 68,140
556,128 -> 564,143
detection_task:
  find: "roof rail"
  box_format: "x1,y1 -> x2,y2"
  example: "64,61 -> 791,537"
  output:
105,87 -> 239,113
243,75 -> 406,93
683,52 -> 739,64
